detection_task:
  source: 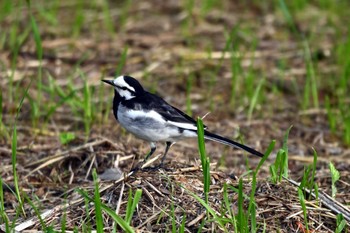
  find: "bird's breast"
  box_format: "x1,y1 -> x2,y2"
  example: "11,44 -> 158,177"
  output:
113,92 -> 123,120
116,105 -> 196,142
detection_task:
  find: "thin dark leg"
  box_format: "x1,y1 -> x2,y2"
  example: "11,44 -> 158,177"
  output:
131,142 -> 156,173
159,141 -> 174,167
145,141 -> 174,171
143,142 -> 157,163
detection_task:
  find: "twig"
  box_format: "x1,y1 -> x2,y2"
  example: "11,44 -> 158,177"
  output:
187,212 -> 206,227
283,176 -> 350,224
85,146 -> 96,180
25,139 -> 107,177
2,171 -> 134,232
115,181 -> 125,215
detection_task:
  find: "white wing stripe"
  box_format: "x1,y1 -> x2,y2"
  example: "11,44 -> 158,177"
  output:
167,121 -> 197,130
127,109 -> 166,122
126,108 -> 198,130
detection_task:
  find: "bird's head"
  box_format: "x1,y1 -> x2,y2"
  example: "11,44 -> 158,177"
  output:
102,75 -> 144,100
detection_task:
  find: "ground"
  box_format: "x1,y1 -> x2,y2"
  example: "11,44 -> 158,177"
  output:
0,0 -> 349,232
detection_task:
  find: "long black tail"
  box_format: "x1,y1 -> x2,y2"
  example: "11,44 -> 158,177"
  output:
203,130 -> 264,157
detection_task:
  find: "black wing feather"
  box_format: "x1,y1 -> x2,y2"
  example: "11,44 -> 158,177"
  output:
124,91 -> 207,129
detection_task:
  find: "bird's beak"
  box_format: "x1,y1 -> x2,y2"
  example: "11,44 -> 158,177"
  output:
102,79 -> 115,86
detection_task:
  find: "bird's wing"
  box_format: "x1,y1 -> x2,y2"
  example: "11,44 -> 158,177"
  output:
127,92 -> 207,130
148,94 -> 207,130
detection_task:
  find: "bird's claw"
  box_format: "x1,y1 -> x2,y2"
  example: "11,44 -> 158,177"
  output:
130,163 -> 173,173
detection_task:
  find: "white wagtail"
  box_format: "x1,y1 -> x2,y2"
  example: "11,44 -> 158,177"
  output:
103,75 -> 263,168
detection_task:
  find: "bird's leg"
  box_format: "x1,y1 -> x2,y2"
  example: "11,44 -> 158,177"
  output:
145,142 -> 175,171
142,141 -> 174,171
159,141 -> 174,167
143,142 -> 157,163
132,142 -> 174,173
131,142 -> 156,173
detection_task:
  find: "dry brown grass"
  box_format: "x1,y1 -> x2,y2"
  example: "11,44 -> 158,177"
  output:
1,0 -> 350,232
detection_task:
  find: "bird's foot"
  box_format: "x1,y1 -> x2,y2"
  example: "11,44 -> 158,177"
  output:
131,163 -> 173,172
130,165 -> 141,175
229,173 -> 238,180
144,167 -> 173,172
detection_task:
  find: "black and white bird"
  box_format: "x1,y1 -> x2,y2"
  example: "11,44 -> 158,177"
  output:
103,75 -> 263,168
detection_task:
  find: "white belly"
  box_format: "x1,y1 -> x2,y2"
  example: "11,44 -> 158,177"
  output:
117,106 -> 197,142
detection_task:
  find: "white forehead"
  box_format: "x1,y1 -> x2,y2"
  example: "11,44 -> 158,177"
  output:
113,76 -> 135,92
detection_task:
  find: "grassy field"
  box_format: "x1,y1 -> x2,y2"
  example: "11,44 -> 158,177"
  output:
0,0 -> 350,232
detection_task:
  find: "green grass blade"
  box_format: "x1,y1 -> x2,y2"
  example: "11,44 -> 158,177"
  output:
23,193 -> 47,231
222,183 -> 236,227
0,177 -> 10,232
115,46 -> 128,76
59,132 -> 76,145
270,149 -> 284,183
130,189 -> 142,222
255,140 -> 275,173
27,1 -> 43,124
227,185 -> 251,201
297,188 -> 309,232
92,169 -> 104,233
250,201 -> 256,233
83,191 -> 92,231
0,90 -> 8,139
269,163 -> 277,183
125,189 -> 133,222
83,75 -> 92,138
282,126 -> 292,178
101,204 -> 135,233
77,189 -> 135,233
101,0 -> 115,33
343,113 -> 350,145
72,0 -> 85,37
299,166 -> 309,192
185,186 -> 227,232
197,117 -> 210,204
119,0 -> 132,32
0,90 -> 3,118
309,148 -> 318,194
279,150 -> 287,182
197,117 -> 207,169
171,200 -> 176,233
278,0 -> 298,34
125,189 -> 142,224
179,214 -> 186,233
11,124 -> 23,212
45,89 -> 76,121
303,40 -> 319,109
30,14 -> 42,60
0,0 -> 13,21
249,170 -> 259,233
237,178 -> 247,232
248,78 -> 264,123
11,80 -> 32,217
61,199 -> 67,233
329,162 -> 340,198
335,214 -> 346,233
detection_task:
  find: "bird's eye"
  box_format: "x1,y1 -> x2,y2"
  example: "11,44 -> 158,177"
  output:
117,85 -> 128,91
